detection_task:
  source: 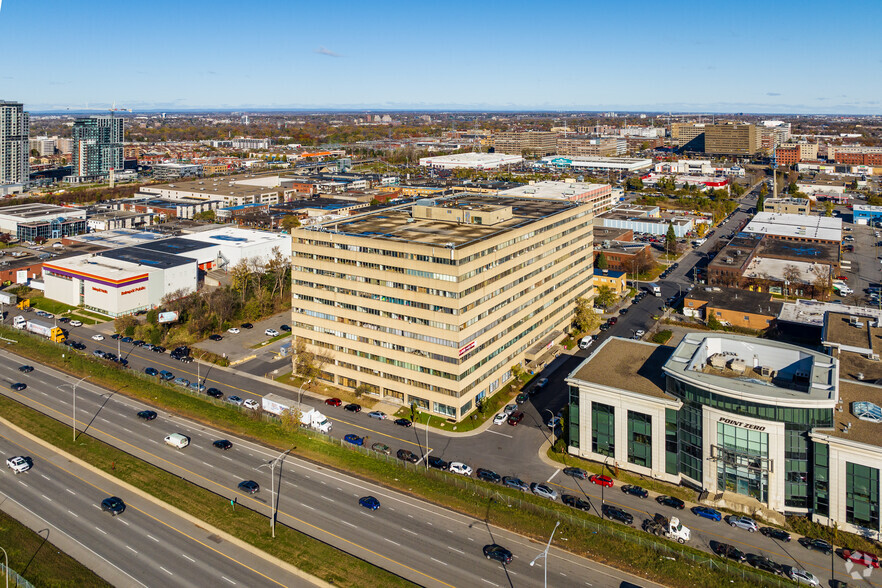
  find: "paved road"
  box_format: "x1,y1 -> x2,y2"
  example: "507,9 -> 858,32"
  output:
0,353 -> 661,588
0,420 -> 302,588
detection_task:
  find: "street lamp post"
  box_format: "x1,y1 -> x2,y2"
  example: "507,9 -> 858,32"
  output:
425,414 -> 433,470
529,520 -> 560,588
69,375 -> 91,442
258,447 -> 293,539
297,379 -> 312,405
0,545 -> 7,588
542,409 -> 556,447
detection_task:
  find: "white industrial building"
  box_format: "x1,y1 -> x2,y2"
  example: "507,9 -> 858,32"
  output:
418,152 -> 524,170
536,155 -> 653,173
743,212 -> 842,244
0,204 -> 87,238
498,181 -> 615,214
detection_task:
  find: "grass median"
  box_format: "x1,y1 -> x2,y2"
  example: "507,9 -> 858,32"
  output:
0,326 -> 786,588
0,508 -> 112,588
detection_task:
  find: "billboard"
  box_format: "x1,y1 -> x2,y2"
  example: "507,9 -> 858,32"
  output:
158,311 -> 179,324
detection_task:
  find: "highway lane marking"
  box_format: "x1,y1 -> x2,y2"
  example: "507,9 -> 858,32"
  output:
481,579 -> 498,586
95,526 -> 107,535
119,519 -> 129,526
127,546 -> 138,553
448,546 -> 463,554
402,528 -> 418,535
160,566 -> 173,575
40,473 -> 50,480
18,480 -> 27,487
340,520 -> 357,528
384,538 -> 400,546
41,494 -> 52,501
147,534 -> 160,542
67,510 -> 78,517
486,430 -> 512,439
301,504 -> 315,510
431,557 -> 448,566
221,577 -> 236,585
182,554 -> 195,563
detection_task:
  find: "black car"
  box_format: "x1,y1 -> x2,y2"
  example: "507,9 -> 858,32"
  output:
711,541 -> 746,562
394,418 -> 412,427
344,403 -> 362,413
280,325 -> 291,332
18,365 -> 34,373
602,504 -> 633,524
563,467 -> 588,480
798,537 -> 833,555
238,480 -> 260,494
206,388 -> 224,399
208,334 -> 223,341
132,340 -> 145,347
121,336 -> 133,343
58,317 -> 70,323
10,383 -> 26,391
178,356 -> 193,363
599,323 -> 610,331
152,346 -> 166,353
482,543 -> 512,564
621,484 -> 648,498
745,554 -> 784,575
213,439 -> 232,450
110,333 -> 120,340
562,494 -> 592,512
476,468 -> 501,483
515,392 -> 529,404
72,342 -> 86,350
137,410 -> 157,421
760,527 -> 792,542
619,307 -> 629,314
396,449 -> 419,463
427,456 -> 449,470
145,367 -> 159,377
101,496 -> 126,516
240,323 -> 253,329
103,352 -> 118,361
656,495 -> 685,509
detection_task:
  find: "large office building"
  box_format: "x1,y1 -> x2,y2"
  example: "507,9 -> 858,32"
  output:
498,181 -> 615,215
70,115 -> 124,181
290,194 -> 595,420
493,131 -> 558,156
537,155 -> 653,173
0,101 -> 29,195
704,123 -> 759,156
0,203 -> 87,240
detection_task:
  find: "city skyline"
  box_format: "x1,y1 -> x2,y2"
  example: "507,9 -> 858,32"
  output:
1,0 -> 880,114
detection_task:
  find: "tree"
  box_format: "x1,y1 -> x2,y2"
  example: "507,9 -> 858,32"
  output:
193,210 -> 216,222
114,315 -> 138,335
665,223 -> 677,255
696,223 -> 709,237
787,182 -> 798,195
824,201 -> 835,217
625,176 -> 644,191
595,251 -> 608,270
354,383 -> 373,398
595,285 -> 617,309
811,265 -> 831,300
759,183 -> 769,198
757,191 -> 765,212
280,215 -> 301,231
706,312 -> 723,330
573,297 -> 601,334
783,264 -> 802,297
279,408 -> 302,433
230,259 -> 250,304
266,246 -> 291,301
731,183 -> 746,197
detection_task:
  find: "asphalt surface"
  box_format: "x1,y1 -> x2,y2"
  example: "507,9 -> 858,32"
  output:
0,420 -> 302,588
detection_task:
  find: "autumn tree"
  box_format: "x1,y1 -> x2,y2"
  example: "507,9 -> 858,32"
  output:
595,285 -> 617,309
573,297 -> 601,334
280,215 -> 301,231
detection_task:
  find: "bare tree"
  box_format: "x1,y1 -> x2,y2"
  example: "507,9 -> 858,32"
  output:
783,264 -> 802,298
230,259 -> 250,304
810,265 -> 831,300
266,246 -> 291,300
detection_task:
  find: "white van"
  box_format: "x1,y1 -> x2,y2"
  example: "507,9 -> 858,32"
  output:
164,433 -> 190,449
579,336 -> 595,350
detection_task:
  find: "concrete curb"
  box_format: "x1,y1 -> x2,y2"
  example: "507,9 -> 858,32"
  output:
0,414 -> 332,588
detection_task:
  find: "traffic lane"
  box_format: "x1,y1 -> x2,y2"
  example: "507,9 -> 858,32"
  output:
0,427 -> 291,588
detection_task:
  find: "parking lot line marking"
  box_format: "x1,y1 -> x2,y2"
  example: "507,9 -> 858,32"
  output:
546,469 -> 560,483
486,430 -> 512,439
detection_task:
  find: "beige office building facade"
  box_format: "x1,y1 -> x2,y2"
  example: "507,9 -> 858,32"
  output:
290,194 -> 595,420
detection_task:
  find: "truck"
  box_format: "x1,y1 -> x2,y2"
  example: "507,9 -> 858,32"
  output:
648,283 -> 662,297
164,433 -> 190,449
261,393 -> 333,434
642,514 -> 690,543
13,315 -> 65,342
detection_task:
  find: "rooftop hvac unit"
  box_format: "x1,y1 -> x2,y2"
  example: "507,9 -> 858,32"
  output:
728,359 -> 748,373
759,366 -> 777,378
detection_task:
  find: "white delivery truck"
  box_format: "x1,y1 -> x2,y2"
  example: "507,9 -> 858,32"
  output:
13,315 -> 66,342
261,393 -> 333,434
164,433 -> 190,449
648,283 -> 662,297
643,514 -> 691,544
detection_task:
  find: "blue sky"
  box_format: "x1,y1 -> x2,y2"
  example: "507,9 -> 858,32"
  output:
2,0 -> 880,114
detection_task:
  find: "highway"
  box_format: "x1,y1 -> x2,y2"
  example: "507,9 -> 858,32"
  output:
0,352 -> 662,588
0,419 -> 304,588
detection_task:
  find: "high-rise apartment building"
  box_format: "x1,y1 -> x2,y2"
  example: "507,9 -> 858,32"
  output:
71,115 -> 124,180
291,194 -> 595,420
493,131 -> 558,156
0,101 -> 30,194
704,123 -> 759,156
670,123 -> 706,152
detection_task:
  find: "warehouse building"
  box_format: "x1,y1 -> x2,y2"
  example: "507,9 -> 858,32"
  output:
536,155 -> 653,173
418,152 -> 524,170
498,181 -> 614,214
0,204 -> 87,239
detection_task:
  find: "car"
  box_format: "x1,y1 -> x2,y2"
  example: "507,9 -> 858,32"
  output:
92,334 -> 105,341
507,411 -> 524,426
69,320 -> 82,327
546,416 -> 561,428
121,337 -> 133,343
602,504 -> 633,524
563,467 -> 588,480
492,413 -> 508,425
482,544 -> 512,564
144,367 -> 159,377
243,399 -> 260,410
58,317 -> 70,323
760,526 -> 791,541
6,456 -> 31,474
132,340 -> 145,347
189,382 -> 206,393
159,370 -> 174,381
530,482 -> 558,500
621,485 -> 648,498
213,439 -> 232,450
137,410 -> 157,421
358,496 -> 380,511
502,404 -> 518,416
502,476 -> 529,492
842,549 -> 880,568
599,323 -> 610,331
427,456 -> 449,470
798,537 -> 833,555
227,327 -> 240,334
787,567 -> 820,586
371,443 -> 391,455
103,352 -> 118,361
394,418 -> 412,427
589,474 -> 614,487
152,346 -> 166,353
208,334 -> 223,341
836,275 -> 848,281
18,365 -> 33,373
280,325 -> 291,332
515,392 -> 529,404
237,480 -> 260,494
240,323 -> 253,329
72,342 -> 86,350
368,411 -> 387,420
178,355 -> 194,364
726,515 -> 758,532
691,506 -> 721,521
533,377 -> 549,391
343,403 -> 362,413
711,541 -> 746,562
476,468 -> 501,483
634,329 -> 646,337
265,329 -> 279,337
173,377 -> 191,388
656,495 -> 685,510
397,449 -> 419,463
101,496 -> 126,516
579,336 -> 595,350
10,383 -> 26,391
562,494 -> 592,512
344,434 -> 365,446
619,307 -> 629,314
227,396 -> 244,406
449,462 -> 472,476
325,398 -> 342,407
745,554 -> 784,575
206,388 -> 223,399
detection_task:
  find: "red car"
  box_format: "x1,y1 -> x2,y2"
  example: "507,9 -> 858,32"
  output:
507,411 -> 524,426
842,549 -> 880,568
589,474 -> 614,487
325,398 -> 342,407
836,275 -> 848,281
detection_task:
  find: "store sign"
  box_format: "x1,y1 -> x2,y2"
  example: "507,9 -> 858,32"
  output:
92,286 -> 108,294
121,286 -> 146,296
718,416 -> 766,432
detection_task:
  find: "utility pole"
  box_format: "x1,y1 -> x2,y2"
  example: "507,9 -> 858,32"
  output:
63,376 -> 92,442
258,447 -> 293,538
529,521 -> 560,588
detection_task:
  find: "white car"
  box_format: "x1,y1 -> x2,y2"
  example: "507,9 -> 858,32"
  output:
265,329 -> 279,337
227,327 -> 240,334
449,462 -> 472,476
634,329 -> 646,338
91,334 -> 105,341
788,568 -> 819,586
243,399 -> 260,410
6,456 -> 31,474
69,320 -> 82,327
579,336 -> 595,350
493,413 -> 508,425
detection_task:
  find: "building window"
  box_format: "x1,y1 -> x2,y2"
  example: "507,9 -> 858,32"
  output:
568,385 -> 580,449
785,428 -> 810,509
813,442 -> 829,517
716,421 -> 769,503
665,408 -> 678,475
433,402 -> 456,418
627,411 -> 652,468
591,402 -> 615,457
846,462 -> 880,531
678,403 -> 703,483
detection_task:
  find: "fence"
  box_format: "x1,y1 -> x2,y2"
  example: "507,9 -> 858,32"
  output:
0,564 -> 36,588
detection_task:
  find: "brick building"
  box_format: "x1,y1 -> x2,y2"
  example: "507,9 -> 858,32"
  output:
684,286 -> 782,330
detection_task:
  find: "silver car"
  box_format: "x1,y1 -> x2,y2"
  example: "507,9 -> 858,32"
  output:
530,482 -> 558,501
727,515 -> 758,532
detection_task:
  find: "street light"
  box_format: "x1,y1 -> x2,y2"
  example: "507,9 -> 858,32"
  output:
297,379 -> 312,405
529,520 -> 560,588
258,447 -> 293,539
425,413 -> 433,471
64,375 -> 91,442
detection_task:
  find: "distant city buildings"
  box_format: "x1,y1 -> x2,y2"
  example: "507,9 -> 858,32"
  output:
0,100 -> 30,195
418,152 -> 524,170
492,131 -> 558,156
69,115 -> 124,182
